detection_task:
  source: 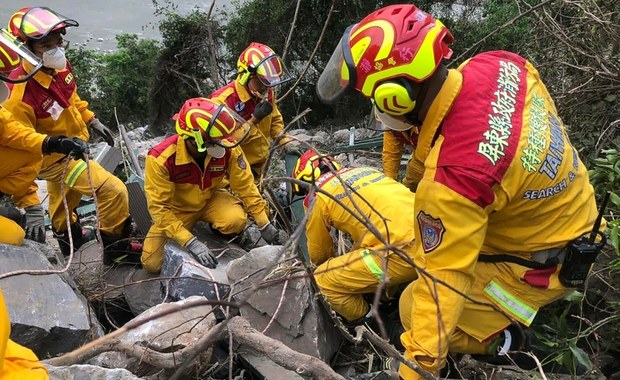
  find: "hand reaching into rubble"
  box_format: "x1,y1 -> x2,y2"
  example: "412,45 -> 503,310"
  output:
87,118 -> 115,146
186,237 -> 218,268
259,222 -> 289,245
24,204 -> 46,243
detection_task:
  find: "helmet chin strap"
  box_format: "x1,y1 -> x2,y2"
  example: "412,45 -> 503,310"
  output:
207,144 -> 226,159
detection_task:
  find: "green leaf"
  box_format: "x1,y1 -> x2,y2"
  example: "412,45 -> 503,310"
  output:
568,344 -> 592,372
604,94 -> 617,102
610,192 -> 620,208
610,223 -> 619,255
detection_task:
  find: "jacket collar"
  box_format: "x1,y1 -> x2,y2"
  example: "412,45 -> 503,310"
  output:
174,135 -> 215,167
234,78 -> 252,103
414,68 -> 463,163
22,60 -> 57,89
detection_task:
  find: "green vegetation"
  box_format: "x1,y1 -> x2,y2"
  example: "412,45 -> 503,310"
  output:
66,1 -> 619,376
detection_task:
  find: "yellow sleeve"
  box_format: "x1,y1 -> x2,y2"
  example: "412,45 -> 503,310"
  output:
144,155 -> 194,245
305,195 -> 334,266
401,174 -> 487,376
402,156 -> 425,192
0,107 -> 45,153
71,89 -> 95,124
382,131 -> 404,179
227,147 -> 269,227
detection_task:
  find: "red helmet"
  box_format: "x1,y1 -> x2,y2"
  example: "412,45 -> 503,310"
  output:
316,4 -> 453,115
0,36 -> 21,74
174,97 -> 251,152
9,7 -> 78,43
237,42 -> 292,87
291,150 -> 341,195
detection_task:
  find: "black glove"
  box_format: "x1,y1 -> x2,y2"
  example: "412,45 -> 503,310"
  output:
252,100 -> 273,121
43,136 -> 90,158
88,118 -> 115,146
24,204 -> 46,243
259,222 -> 288,245
186,237 -> 218,268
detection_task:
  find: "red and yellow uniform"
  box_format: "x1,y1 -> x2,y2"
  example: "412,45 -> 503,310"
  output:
210,80 -> 289,176
381,128 -> 424,191
0,289 -> 48,379
0,107 -> 46,245
142,135 -> 270,273
305,166 -> 417,321
398,51 -> 600,378
4,61 -> 129,236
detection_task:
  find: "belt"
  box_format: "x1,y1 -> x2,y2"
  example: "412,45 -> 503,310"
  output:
478,248 -> 565,269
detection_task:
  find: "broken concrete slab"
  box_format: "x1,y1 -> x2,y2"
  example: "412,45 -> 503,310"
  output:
227,245 -> 342,362
0,243 -> 103,358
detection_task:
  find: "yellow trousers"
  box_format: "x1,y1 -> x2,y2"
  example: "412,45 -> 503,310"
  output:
142,189 -> 248,273
40,158 -> 129,236
0,217 -> 24,246
314,247 -> 417,321
398,260 -> 570,379
0,290 -> 48,379
0,146 -> 42,209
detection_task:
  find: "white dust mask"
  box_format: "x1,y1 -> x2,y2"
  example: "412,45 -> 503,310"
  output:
42,47 -> 67,70
207,144 -> 226,159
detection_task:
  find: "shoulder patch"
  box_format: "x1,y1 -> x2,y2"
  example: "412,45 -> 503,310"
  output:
234,101 -> 246,112
417,211 -> 445,253
237,154 -> 247,170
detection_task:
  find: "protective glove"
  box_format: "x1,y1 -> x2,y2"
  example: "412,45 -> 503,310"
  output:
252,100 -> 273,122
259,222 -> 289,245
24,204 -> 46,243
43,136 -> 90,158
185,237 -> 218,268
87,118 -> 115,146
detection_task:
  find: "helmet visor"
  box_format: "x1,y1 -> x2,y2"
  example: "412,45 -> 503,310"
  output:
253,55 -> 293,87
20,7 -> 78,41
0,29 -> 43,83
205,104 -> 252,149
316,25 -> 356,105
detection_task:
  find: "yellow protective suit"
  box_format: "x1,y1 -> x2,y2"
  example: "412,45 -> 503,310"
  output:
397,51 -> 601,379
0,289 -> 48,379
305,166 -> 418,321
4,61 -> 129,236
142,135 -> 270,273
0,107 -> 47,245
382,129 -> 425,192
209,79 -> 290,177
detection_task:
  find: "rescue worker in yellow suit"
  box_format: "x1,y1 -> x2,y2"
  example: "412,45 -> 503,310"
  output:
0,288 -> 48,379
0,28 -> 88,247
142,97 -> 288,273
291,150 -> 418,323
3,7 -> 140,264
210,42 -> 300,180
317,4 -> 603,379
376,107 -> 425,192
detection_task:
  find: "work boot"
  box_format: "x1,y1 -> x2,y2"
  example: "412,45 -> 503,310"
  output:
53,222 -> 95,256
100,217 -> 143,266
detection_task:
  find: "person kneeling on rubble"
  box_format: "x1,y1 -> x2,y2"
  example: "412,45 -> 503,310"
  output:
142,97 -> 288,273
0,32 -> 88,247
291,149 -> 418,325
3,7 -> 139,264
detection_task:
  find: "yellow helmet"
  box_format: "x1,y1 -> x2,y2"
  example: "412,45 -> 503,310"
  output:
237,42 -> 292,87
291,149 -> 341,196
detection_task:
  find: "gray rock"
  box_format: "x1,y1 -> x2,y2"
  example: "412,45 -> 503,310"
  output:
123,269 -> 163,316
288,128 -> 310,136
0,243 -> 103,358
333,129 -> 351,143
237,344 -> 305,380
160,240 -> 232,303
47,364 -> 140,379
227,246 -> 342,361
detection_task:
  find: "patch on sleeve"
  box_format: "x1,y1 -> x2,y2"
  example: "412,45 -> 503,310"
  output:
417,211 -> 445,253
237,154 -> 247,170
